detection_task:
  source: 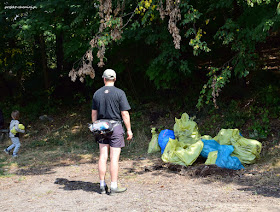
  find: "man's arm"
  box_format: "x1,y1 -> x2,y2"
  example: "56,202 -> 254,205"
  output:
92,110 -> 98,123
121,110 -> 133,140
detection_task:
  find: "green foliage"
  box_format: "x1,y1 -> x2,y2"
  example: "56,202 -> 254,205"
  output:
1,0 -> 280,115
181,4 -> 210,56
73,93 -> 87,104
249,107 -> 271,139
223,100 -> 249,129
119,0 -> 280,108
0,0 -> 100,102
28,140 -> 47,147
259,84 -> 280,107
197,66 -> 231,108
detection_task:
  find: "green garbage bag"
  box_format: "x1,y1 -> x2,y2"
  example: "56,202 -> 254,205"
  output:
214,129 -> 262,164
175,140 -> 204,166
174,113 -> 201,145
201,135 -> 213,140
205,151 -> 218,165
161,138 -> 186,166
231,137 -> 262,164
148,128 -> 160,154
213,129 -> 240,145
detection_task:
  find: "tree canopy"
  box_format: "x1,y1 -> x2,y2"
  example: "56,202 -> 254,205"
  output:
1,0 -> 280,110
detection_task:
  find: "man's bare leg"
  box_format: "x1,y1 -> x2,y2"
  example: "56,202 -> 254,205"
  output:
110,146 -> 121,183
109,146 -> 127,194
99,144 -> 109,181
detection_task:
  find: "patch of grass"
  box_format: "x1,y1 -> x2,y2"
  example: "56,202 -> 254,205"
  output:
0,157 -> 14,177
0,100 -> 278,179
122,122 -> 151,159
0,158 -> 6,175
0,107 -> 101,171
264,144 -> 280,169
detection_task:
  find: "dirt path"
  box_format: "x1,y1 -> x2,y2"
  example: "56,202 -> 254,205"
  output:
0,158 -> 279,212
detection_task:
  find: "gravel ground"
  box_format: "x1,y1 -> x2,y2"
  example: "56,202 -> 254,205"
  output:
1,158 -> 280,212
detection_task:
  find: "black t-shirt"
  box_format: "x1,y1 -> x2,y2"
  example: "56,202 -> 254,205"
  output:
92,86 -> 131,121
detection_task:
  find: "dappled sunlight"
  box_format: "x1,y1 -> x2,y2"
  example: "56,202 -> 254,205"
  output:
1,148 -> 96,177
273,160 -> 280,170
71,125 -> 82,134
78,153 -> 93,160
70,113 -> 77,117
53,131 -> 60,136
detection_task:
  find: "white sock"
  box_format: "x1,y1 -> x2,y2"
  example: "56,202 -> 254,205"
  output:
100,180 -> 106,187
111,181 -> 117,189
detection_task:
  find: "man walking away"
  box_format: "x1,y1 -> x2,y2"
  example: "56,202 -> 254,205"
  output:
92,69 -> 133,195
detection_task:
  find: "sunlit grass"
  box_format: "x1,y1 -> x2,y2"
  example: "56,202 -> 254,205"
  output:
0,110 -> 102,176
2,103 -> 278,178
0,106 -> 153,176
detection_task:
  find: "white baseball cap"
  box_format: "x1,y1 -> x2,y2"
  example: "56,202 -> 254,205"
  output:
102,69 -> 116,80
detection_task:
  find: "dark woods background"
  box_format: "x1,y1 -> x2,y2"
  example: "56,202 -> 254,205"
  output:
1,0 -> 280,143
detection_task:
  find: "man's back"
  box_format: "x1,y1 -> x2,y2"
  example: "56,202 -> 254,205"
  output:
92,86 -> 131,121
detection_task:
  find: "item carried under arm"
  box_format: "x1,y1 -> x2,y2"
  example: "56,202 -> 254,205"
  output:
10,123 -> 25,135
89,119 -> 121,136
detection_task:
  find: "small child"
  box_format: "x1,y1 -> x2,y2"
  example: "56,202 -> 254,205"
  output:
4,110 -> 25,158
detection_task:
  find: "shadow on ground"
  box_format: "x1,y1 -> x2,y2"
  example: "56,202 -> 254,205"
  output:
16,166 -> 56,175
54,178 -> 100,193
0,149 -> 98,177
137,159 -> 280,199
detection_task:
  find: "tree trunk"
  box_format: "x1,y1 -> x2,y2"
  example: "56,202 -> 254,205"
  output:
39,34 -> 49,90
56,31 -> 64,73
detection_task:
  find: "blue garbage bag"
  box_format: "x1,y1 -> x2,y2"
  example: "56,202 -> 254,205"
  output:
158,129 -> 175,154
200,139 -> 220,158
215,145 -> 244,170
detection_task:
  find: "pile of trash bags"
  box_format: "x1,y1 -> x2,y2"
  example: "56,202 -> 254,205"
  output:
148,113 -> 262,170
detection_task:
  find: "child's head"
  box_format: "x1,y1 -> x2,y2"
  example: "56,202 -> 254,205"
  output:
11,110 -> 20,120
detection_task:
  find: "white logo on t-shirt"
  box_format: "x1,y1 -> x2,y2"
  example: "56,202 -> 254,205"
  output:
104,90 -> 109,94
